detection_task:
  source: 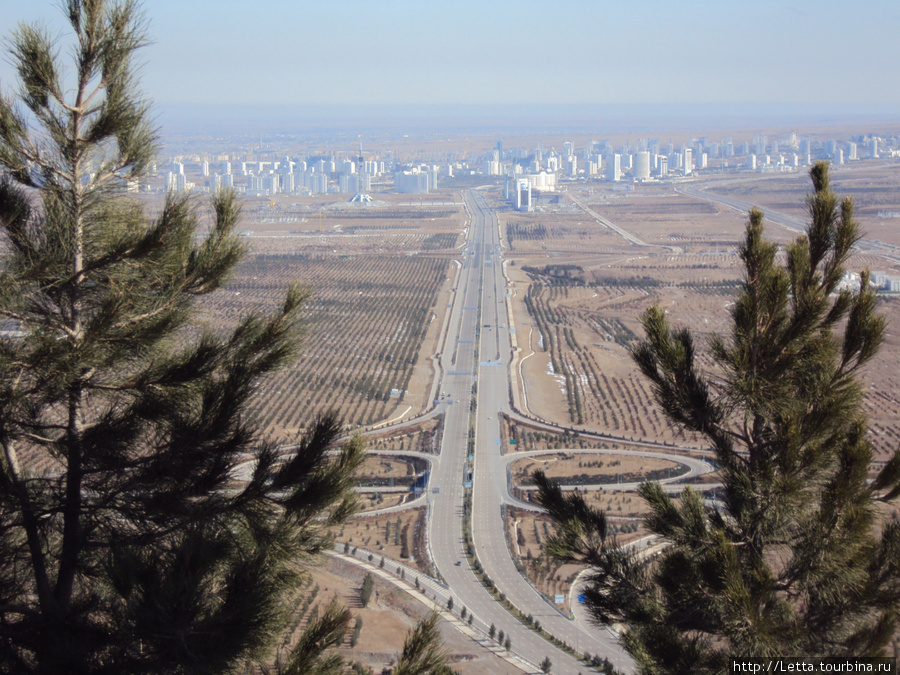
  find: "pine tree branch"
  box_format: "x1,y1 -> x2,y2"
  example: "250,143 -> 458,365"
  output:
0,307 -> 80,340
15,431 -> 58,445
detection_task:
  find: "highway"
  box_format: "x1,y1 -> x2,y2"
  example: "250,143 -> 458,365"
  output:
564,191 -> 649,247
426,190 -> 633,673
676,180 -> 900,265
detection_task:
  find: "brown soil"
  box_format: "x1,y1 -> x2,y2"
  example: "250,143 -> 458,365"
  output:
299,555 -> 521,674
339,508 -> 433,576
365,414 -> 444,454
504,176 -> 900,460
509,452 -> 686,487
356,492 -> 412,513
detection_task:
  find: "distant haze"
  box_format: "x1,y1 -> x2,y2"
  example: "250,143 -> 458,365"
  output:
154,103 -> 900,138
1,1 -> 898,122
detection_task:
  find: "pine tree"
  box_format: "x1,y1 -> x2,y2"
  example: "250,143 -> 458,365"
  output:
392,613 -> 455,675
0,1 -> 366,672
535,162 -> 900,673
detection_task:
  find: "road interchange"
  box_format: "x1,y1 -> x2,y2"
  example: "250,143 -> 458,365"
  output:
421,190 -> 634,673
348,189 -> 713,672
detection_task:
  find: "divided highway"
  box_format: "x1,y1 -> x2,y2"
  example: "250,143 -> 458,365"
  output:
426,190 -> 633,673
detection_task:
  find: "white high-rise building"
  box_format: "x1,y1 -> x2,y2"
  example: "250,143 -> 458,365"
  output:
262,174 -> 279,195
547,154 -> 559,172
482,160 -> 500,176
394,171 -> 430,194
848,142 -> 858,161
683,148 -> 693,175
606,154 -> 621,182
201,160 -> 209,177
633,151 -> 651,181
658,156 -> 668,176
303,173 -> 328,195
523,171 -> 557,192
754,136 -> 767,157
175,173 -> 191,193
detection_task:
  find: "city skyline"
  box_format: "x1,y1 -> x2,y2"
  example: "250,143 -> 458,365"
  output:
1,0 -> 898,115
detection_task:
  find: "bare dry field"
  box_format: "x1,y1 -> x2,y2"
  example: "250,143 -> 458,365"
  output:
499,415 -> 636,454
582,183 -> 753,249
502,209 -> 634,255
506,509 -> 585,614
186,193 -> 467,440
338,508 -> 432,576
509,452 -> 687,487
704,161 -> 900,242
202,252 -> 449,437
296,555 -> 519,674
366,415 -> 444,454
357,492 -> 411,513
237,196 -> 467,258
358,455 -> 427,486
506,170 -> 900,460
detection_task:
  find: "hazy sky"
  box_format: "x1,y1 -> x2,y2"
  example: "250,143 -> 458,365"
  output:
1,0 -> 899,111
